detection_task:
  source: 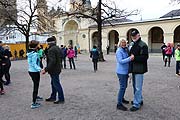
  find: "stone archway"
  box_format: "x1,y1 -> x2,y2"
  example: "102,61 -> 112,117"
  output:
64,20 -> 78,46
108,30 -> 119,52
92,32 -> 98,47
174,25 -> 180,46
148,27 -> 164,52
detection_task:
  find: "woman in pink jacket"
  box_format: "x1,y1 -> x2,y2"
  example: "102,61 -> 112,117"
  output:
67,46 -> 76,69
164,43 -> 172,67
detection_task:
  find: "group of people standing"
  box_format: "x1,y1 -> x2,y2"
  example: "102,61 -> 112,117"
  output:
116,29 -> 149,111
161,42 -> 180,76
0,41 -> 12,95
161,43 -> 174,67
60,45 -> 77,70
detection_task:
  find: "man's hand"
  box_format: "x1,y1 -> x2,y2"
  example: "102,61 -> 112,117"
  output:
130,54 -> 135,61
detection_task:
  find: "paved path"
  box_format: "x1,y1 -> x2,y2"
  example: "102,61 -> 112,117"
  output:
0,54 -> 180,120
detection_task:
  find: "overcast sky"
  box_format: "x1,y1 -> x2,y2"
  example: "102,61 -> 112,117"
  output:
50,0 -> 180,20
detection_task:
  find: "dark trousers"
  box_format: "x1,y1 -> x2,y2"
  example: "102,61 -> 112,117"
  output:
29,72 -> 40,103
40,58 -> 43,69
164,55 -> 171,67
69,58 -> 76,69
162,52 -> 165,61
92,59 -> 98,71
62,57 -> 66,69
4,63 -> 11,83
50,74 -> 64,101
0,74 -> 3,90
0,65 -> 4,90
176,61 -> 180,74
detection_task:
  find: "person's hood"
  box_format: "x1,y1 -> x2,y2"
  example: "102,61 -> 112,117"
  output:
27,51 -> 35,57
92,48 -> 97,51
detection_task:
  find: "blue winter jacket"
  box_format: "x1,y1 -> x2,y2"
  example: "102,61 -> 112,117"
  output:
27,51 -> 41,72
116,47 -> 131,75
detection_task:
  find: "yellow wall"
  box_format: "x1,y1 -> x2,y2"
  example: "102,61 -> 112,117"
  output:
4,43 -> 48,58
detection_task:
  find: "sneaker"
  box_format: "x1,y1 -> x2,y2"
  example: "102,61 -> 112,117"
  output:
130,106 -> 139,112
31,103 -> 41,109
117,104 -> 128,111
45,98 -> 56,102
0,90 -> 5,95
122,98 -> 129,104
131,101 -> 143,106
36,96 -> 43,101
4,81 -> 11,86
54,100 -> 65,104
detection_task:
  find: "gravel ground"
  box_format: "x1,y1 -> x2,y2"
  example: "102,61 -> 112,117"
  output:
0,53 -> 180,120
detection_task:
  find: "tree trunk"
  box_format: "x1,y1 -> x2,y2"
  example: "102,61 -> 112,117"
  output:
25,35 -> 29,52
97,0 -> 105,61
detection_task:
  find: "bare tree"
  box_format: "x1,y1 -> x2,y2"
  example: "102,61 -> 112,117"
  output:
170,0 -> 180,3
0,0 -> 59,51
66,0 -> 138,61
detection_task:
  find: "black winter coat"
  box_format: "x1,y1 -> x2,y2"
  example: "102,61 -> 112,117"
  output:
129,38 -> 149,74
45,44 -> 62,74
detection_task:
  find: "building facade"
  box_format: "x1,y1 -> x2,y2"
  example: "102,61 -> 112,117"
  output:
38,0 -> 180,52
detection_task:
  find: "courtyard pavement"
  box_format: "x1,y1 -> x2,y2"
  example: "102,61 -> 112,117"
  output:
0,53 -> 180,120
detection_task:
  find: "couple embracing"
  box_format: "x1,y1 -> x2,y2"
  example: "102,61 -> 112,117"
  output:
116,29 -> 149,112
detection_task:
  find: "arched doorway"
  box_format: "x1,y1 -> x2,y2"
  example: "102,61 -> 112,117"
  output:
108,30 -> 119,52
127,28 -> 138,44
64,20 -> 78,46
92,32 -> 98,47
174,25 -> 180,46
148,27 -> 164,52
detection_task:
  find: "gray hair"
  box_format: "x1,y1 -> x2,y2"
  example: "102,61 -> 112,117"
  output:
118,39 -> 127,47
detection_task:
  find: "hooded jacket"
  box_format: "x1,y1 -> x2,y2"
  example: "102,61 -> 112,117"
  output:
27,50 -> 41,72
90,48 -> 99,60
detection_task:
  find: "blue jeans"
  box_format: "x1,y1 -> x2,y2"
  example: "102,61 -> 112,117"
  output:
117,74 -> 128,105
132,74 -> 144,108
50,74 -> 64,101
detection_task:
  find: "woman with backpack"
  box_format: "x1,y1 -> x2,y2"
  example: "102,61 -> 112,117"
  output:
164,43 -> 172,67
90,46 -> 99,72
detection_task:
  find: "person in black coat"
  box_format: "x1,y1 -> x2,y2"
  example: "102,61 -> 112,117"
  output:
3,45 -> 12,85
128,29 -> 149,112
90,46 -> 99,72
42,37 -> 65,104
0,41 -> 6,94
161,43 -> 167,61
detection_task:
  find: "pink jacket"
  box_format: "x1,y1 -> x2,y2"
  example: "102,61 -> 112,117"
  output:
67,49 -> 75,58
165,46 -> 172,55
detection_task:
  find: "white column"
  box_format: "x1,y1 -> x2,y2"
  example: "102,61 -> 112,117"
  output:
164,33 -> 174,44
